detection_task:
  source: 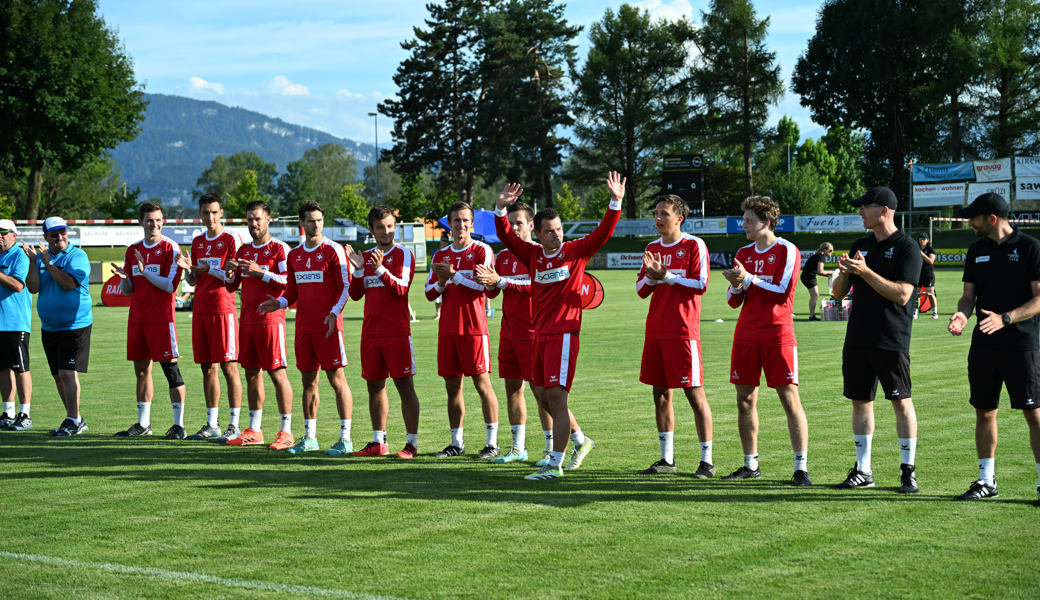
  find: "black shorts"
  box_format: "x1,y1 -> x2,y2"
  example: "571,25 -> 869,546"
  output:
800,274 -> 818,290
42,326 -> 91,375
842,346 -> 912,401
920,273 -> 935,288
968,345 -> 1040,411
0,331 -> 30,372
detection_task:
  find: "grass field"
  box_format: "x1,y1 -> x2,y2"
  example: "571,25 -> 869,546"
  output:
1,267 -> 1037,599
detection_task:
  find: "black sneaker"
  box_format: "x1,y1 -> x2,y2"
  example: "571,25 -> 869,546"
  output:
809,316 -> 821,321
53,418 -> 88,437
435,444 -> 465,458
955,479 -> 997,500
836,464 -> 875,489
638,459 -> 677,474
115,423 -> 152,437
899,463 -> 918,494
792,470 -> 812,486
722,465 -> 761,480
693,461 -> 716,479
9,412 -> 33,430
476,445 -> 500,459
163,425 -> 187,440
0,412 -> 13,429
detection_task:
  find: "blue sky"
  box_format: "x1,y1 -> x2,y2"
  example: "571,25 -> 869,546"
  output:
97,0 -> 825,145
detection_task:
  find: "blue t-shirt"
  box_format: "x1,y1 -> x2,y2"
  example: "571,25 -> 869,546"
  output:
0,244 -> 32,332
37,245 -> 93,331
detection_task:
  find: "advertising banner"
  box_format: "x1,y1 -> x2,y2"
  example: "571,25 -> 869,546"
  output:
1016,177 -> 1040,200
1015,156 -> 1040,177
913,183 -> 967,207
606,253 -> 645,269
973,158 -> 1012,182
967,181 -> 1012,203
912,162 -> 975,183
682,218 -> 729,235
728,216 -> 793,234
793,214 -> 865,232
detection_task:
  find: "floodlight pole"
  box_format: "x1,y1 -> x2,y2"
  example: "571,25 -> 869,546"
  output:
368,112 -> 379,202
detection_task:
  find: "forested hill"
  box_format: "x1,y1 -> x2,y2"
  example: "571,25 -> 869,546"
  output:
110,93 -> 373,206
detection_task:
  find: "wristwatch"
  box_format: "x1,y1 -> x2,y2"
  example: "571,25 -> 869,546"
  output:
1002,313 -> 1012,326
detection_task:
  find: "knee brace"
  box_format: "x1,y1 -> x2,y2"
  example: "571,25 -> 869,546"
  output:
160,361 -> 184,389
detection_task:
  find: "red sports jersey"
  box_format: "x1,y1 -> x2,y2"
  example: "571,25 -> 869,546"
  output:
348,244 -> 415,338
189,230 -> 240,314
124,236 -> 182,324
637,233 -> 709,340
484,248 -> 533,338
727,238 -> 800,346
424,240 -> 494,335
280,238 -> 351,334
227,238 -> 291,326
496,207 -> 620,335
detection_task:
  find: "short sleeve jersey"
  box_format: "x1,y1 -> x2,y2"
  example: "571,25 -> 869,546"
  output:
843,229 -> 922,352
125,236 -> 182,324
484,248 -> 534,339
0,244 -> 32,332
36,246 -> 93,331
727,238 -> 800,347
424,240 -> 494,336
190,230 -> 240,315
919,243 -> 936,282
496,206 -> 621,335
636,234 -> 709,340
228,238 -> 291,326
349,244 -> 415,338
282,238 -> 351,334
963,228 -> 1040,351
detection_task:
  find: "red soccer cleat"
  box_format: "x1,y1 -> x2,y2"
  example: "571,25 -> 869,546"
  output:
396,443 -> 418,459
353,441 -> 390,456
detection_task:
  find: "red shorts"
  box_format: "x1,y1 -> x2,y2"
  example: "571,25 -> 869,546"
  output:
533,333 -> 579,391
437,334 -> 491,378
127,320 -> 180,362
361,334 -> 416,381
730,344 -> 799,388
640,338 -> 703,389
239,323 -> 288,371
295,331 -> 347,372
498,332 -> 535,381
192,312 -> 238,364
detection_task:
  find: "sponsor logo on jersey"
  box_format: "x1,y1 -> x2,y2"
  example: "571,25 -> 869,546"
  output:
132,264 -> 162,277
295,270 -> 324,283
976,255 -> 990,263
201,257 -> 222,270
1009,248 -> 1020,262
884,247 -> 894,259
535,265 -> 570,284
364,275 -> 384,288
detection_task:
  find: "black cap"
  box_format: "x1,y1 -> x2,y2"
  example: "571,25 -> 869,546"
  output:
916,232 -> 929,241
851,186 -> 898,209
957,192 -> 1009,219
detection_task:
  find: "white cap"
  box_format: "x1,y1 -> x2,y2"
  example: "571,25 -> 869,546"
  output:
0,219 -> 17,234
43,216 -> 68,232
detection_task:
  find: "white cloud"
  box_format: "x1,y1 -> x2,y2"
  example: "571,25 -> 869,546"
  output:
186,76 -> 224,94
632,0 -> 695,22
264,75 -> 310,96
335,88 -> 363,99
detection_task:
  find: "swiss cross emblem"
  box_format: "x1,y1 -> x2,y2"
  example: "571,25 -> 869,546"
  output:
385,256 -> 393,265
767,254 -> 776,264
466,252 -> 474,260
155,249 -> 161,256
317,253 -> 324,262
677,249 -> 685,257
217,241 -> 224,249
263,248 -> 270,256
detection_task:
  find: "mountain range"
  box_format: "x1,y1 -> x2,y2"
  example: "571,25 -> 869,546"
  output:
110,93 -> 374,206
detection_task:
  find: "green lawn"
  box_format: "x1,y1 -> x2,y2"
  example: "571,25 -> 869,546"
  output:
1,267 -> 1036,599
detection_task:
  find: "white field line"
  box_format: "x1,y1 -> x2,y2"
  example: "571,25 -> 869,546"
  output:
0,551 -> 411,600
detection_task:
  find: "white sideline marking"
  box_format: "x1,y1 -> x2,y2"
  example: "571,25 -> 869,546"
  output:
0,551 -> 410,600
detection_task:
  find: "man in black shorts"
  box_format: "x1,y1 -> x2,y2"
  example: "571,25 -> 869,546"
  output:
915,233 -> 938,319
831,187 -> 922,494
801,242 -> 833,321
948,193 -> 1040,503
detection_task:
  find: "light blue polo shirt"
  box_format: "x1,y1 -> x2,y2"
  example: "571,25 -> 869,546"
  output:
0,244 -> 32,332
37,245 -> 93,331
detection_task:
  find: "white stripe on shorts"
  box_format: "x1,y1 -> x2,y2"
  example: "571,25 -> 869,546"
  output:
168,323 -> 179,358
689,339 -> 702,387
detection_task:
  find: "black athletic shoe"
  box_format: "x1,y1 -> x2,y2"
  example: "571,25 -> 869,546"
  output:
692,461 -> 716,479
435,444 -> 465,458
9,412 -> 32,430
53,418 -> 88,437
792,470 -> 812,486
722,465 -> 761,480
836,464 -> 875,489
638,459 -> 677,474
0,412 -> 13,430
809,316 -> 821,321
115,423 -> 152,437
955,479 -> 997,500
899,463 -> 918,494
476,445 -> 500,459
163,425 -> 187,440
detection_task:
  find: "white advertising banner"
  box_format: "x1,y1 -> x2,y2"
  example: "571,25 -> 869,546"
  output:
1015,177 -> 1040,200
607,253 -> 645,269
973,158 -> 1012,182
913,183 -> 967,207
682,218 -> 729,235
1014,156 -> 1040,177
793,214 -> 866,232
967,181 -> 1012,202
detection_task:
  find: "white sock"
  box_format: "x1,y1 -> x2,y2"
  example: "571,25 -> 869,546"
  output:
745,454 -> 759,471
2,402 -> 13,416
138,402 -> 151,428
549,450 -> 565,467
207,407 -> 219,428
979,457 -> 995,486
249,409 -> 262,431
229,407 -> 241,428
485,421 -> 498,447
854,434 -> 873,474
280,413 -> 291,432
511,424 -> 526,453
171,402 -> 184,427
899,437 -> 917,465
660,431 -> 674,464
570,429 -> 586,447
701,441 -> 713,464
543,430 -> 553,452
339,419 -> 351,440
374,430 -> 386,444
450,427 -> 464,448
19,403 -> 29,416
406,432 -> 418,446
304,419 -> 317,439
794,451 -> 807,473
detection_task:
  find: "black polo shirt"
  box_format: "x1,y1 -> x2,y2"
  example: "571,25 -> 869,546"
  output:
963,228 -> 1040,351
919,243 -> 935,282
844,229 -> 922,352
